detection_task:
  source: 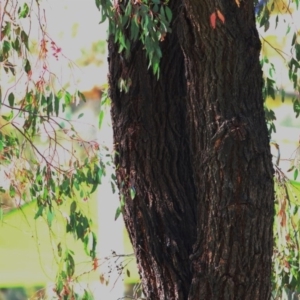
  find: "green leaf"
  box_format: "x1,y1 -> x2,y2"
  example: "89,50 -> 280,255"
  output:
8,93 -> 14,107
294,169 -> 299,180
295,44 -> 300,61
78,113 -> 84,119
9,185 -> 16,197
292,73 -> 298,89
130,187 -> 136,200
275,15 -> 278,29
64,91 -> 72,105
21,30 -> 29,49
98,110 -> 104,129
293,100 -> 300,118
95,0 -> 101,9
47,93 -> 53,116
264,20 -> 270,32
143,15 -> 150,30
292,33 -> 297,46
57,243 -> 62,257
130,19 -> 139,42
126,269 -> 131,277
7,63 -> 16,76
91,232 -> 97,259
125,2 -> 132,17
291,58 -> 300,69
97,166 -> 103,183
259,8 -> 269,29
2,111 -> 13,121
57,89 -> 63,99
160,6 -> 166,21
34,206 -> 44,219
281,90 -> 285,103
266,77 -> 276,99
2,22 -> 11,37
165,6 -> 172,23
66,253 -> 75,277
120,194 -> 125,208
83,234 -> 90,256
54,96 -> 59,116
70,201 -> 77,213
77,90 -> 86,102
82,290 -> 94,300
153,4 -> 159,13
3,41 -> 11,54
47,209 -> 55,227
111,181 -> 116,194
18,3 -> 29,18
24,59 -> 31,74
55,276 -> 64,295
114,207 -> 122,221
90,182 -> 98,194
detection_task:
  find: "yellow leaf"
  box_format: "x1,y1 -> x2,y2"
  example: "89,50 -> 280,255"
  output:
216,10 -> 225,24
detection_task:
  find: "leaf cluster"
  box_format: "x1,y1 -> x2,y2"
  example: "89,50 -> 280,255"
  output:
0,1 -> 113,297
95,0 -> 172,77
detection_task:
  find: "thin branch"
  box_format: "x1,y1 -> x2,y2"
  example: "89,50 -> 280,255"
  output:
10,122 -> 64,173
260,35 -> 288,61
0,0 -> 9,41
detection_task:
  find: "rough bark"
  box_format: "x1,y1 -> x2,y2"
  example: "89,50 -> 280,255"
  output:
108,0 -> 274,299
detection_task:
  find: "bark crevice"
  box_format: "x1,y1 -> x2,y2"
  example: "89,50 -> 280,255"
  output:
108,0 -> 274,299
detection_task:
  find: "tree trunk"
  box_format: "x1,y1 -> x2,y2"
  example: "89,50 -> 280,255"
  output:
108,0 -> 274,299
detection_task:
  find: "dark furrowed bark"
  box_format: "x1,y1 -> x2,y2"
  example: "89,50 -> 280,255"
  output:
108,0 -> 274,299
178,1 -> 274,299
108,2 -> 198,298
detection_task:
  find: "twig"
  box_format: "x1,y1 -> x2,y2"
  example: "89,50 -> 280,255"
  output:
260,35 -> 288,61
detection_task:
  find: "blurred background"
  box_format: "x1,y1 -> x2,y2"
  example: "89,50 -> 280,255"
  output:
0,1 -> 139,299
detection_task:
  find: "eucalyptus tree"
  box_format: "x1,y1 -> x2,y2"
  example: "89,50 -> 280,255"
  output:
2,0 -> 300,298
97,0 -> 276,298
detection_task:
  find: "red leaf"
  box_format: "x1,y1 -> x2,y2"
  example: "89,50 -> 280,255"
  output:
210,12 -> 217,29
93,258 -> 99,270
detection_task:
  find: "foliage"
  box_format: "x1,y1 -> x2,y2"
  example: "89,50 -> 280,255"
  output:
273,166 -> 300,298
256,0 -> 300,136
255,1 -> 300,296
0,1 -> 115,298
272,141 -> 300,298
95,0 -> 172,77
